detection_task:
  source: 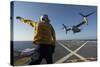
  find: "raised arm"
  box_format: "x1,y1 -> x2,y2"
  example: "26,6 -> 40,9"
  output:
16,16 -> 36,27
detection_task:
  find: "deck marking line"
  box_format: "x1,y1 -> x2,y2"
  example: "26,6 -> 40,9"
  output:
55,41 -> 90,63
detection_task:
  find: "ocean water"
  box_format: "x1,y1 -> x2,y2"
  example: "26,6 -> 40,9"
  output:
13,41 -> 37,51
13,40 -> 97,52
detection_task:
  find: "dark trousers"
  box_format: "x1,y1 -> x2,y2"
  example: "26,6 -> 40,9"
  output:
29,44 -> 55,65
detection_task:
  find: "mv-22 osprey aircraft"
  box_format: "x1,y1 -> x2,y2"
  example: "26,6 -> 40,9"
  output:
62,11 -> 95,34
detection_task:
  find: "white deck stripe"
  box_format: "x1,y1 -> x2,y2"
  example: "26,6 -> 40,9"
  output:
55,41 -> 89,63
74,41 -> 88,52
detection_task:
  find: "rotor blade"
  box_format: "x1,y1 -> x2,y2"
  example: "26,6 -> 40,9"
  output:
85,11 -> 95,17
62,24 -> 65,27
65,30 -> 67,34
79,11 -> 95,17
79,13 -> 85,17
62,24 -> 69,29
62,24 -> 65,26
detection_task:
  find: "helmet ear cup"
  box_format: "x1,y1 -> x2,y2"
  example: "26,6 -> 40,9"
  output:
42,18 -> 45,21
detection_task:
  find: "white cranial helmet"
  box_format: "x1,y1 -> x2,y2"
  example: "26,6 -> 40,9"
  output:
39,14 -> 50,23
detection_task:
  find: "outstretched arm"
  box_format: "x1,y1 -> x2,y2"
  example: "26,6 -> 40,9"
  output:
16,16 -> 36,27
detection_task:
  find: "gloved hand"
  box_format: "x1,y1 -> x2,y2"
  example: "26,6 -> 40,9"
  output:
16,16 -> 22,19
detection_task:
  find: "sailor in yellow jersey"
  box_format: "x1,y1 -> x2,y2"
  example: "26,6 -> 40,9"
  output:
16,14 -> 56,64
